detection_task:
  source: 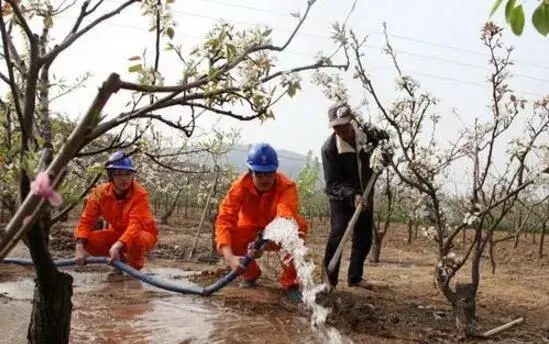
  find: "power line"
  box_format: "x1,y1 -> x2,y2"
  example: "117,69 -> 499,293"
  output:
191,0 -> 549,71
162,7 -> 549,82
102,0 -> 549,81
54,12 -> 548,99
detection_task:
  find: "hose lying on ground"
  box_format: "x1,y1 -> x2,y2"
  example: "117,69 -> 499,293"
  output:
1,237 -> 268,297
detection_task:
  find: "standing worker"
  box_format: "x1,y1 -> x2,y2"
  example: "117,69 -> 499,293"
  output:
215,143 -> 308,303
321,102 -> 388,289
74,151 -> 158,270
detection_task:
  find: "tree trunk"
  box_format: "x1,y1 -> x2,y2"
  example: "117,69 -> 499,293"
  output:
453,283 -> 477,339
513,232 -> 520,248
26,56 -> 74,343
188,174 -> 218,260
371,233 -> 382,263
371,219 -> 383,263
539,222 -> 546,258
26,222 -> 73,344
28,273 -> 73,344
414,221 -> 419,239
407,219 -> 413,244
210,211 -> 218,257
462,227 -> 466,244
160,188 -> 183,225
513,209 -> 524,249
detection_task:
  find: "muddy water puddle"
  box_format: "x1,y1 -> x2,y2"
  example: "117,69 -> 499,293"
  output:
0,266 -> 324,344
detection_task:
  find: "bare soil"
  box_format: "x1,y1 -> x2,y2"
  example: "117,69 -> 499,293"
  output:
1,213 -> 548,344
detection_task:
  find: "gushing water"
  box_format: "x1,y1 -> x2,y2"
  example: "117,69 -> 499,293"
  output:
263,217 -> 354,344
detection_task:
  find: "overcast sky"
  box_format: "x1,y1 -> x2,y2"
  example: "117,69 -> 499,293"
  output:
2,0 -> 548,192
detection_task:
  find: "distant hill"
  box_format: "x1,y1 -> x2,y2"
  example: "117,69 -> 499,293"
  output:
220,144 -> 322,181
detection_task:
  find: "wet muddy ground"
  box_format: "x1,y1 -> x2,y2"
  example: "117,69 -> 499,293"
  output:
1,214 -> 548,344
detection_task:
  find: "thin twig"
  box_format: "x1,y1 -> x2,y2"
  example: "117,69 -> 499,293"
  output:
0,10 -> 23,125
4,0 -> 35,42
42,0 -> 139,65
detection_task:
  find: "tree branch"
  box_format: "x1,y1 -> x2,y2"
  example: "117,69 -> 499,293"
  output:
0,73 -> 122,259
118,0 -> 324,94
0,71 -> 10,84
50,173 -> 102,226
4,0 -> 35,43
76,126 -> 146,157
42,0 -> 138,65
50,73 -> 91,102
142,152 -> 209,174
4,29 -> 27,73
53,0 -> 79,15
182,101 -> 265,121
444,180 -> 535,252
131,113 -> 194,132
0,12 -> 24,125
69,0 -> 91,34
261,59 -> 348,84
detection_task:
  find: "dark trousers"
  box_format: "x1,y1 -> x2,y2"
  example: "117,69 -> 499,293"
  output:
323,199 -> 373,287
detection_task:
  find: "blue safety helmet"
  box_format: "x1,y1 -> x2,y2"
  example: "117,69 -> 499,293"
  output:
246,143 -> 278,173
106,151 -> 136,172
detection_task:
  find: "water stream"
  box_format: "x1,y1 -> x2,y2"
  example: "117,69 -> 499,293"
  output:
263,217 -> 354,344
0,266 -> 331,344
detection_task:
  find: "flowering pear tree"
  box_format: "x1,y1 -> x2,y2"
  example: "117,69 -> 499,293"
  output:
534,193 -> 549,258
187,128 -> 240,259
370,168 -> 413,262
133,130 -> 229,225
533,158 -> 549,257
0,0 -> 349,341
318,21 -> 549,338
399,185 -> 425,243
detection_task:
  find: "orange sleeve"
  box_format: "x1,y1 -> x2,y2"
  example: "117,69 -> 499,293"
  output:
215,182 -> 244,252
118,192 -> 154,247
276,184 -> 300,218
74,190 -> 101,241
276,184 -> 308,238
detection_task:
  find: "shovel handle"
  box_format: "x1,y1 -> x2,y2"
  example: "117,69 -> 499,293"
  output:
327,170 -> 382,273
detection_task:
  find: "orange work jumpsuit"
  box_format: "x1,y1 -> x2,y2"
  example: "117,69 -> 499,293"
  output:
74,181 -> 158,270
215,172 -> 308,290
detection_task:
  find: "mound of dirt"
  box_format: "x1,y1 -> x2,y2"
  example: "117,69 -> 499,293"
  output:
149,243 -> 217,263
49,229 -> 74,256
150,243 -> 188,260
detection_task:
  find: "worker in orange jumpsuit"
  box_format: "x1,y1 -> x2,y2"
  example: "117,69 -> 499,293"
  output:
74,151 -> 158,270
215,143 -> 308,303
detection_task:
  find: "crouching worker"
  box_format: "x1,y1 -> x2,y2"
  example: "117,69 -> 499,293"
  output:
73,151 -> 158,271
215,143 -> 308,303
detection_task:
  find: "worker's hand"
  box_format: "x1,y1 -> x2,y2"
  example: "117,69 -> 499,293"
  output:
247,240 -> 275,258
354,195 -> 371,211
354,195 -> 364,210
263,241 -> 280,252
380,148 -> 393,167
108,241 -> 125,264
224,254 -> 244,273
75,243 -> 89,265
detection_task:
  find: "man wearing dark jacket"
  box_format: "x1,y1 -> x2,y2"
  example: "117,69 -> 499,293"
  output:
321,102 -> 388,288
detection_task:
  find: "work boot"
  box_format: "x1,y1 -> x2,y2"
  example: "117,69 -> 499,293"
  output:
285,286 -> 302,303
348,280 -> 390,291
239,279 -> 258,288
348,280 -> 362,287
